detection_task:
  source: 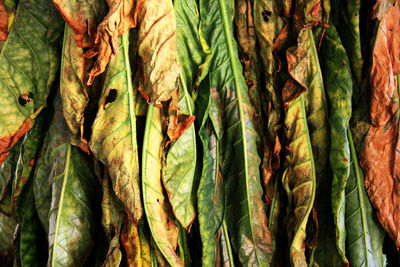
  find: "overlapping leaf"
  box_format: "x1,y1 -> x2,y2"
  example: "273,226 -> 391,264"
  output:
90,31 -> 143,224
200,0 -> 272,264
0,0 -> 63,164
142,105 -> 182,267
162,0 -> 201,230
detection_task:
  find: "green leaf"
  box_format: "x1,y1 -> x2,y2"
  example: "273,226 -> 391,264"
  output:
33,96 -> 97,266
0,212 -> 16,253
90,31 -> 143,224
0,0 -> 62,164
20,184 -> 46,267
162,0 -> 202,230
200,0 -> 272,264
12,110 -> 48,222
331,0 -> 362,87
322,25 -> 385,264
0,138 -> 21,202
142,105 -> 183,267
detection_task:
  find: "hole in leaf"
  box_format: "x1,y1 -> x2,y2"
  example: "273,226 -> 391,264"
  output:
103,89 -> 118,109
262,10 -> 272,22
18,92 -> 33,106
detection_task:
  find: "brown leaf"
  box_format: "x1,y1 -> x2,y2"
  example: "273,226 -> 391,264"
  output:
121,216 -> 141,267
0,0 -> 7,42
86,0 -> 140,84
361,3 -> 400,248
52,0 -> 106,47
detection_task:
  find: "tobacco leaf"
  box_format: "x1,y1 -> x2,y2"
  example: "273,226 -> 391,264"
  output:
12,110 -> 48,223
253,0 -> 285,207
142,105 -> 183,267
86,0 -> 137,84
320,23 -> 352,265
138,220 -> 152,267
59,25 -> 93,150
0,212 -> 16,256
0,0 -> 7,41
331,0 -> 363,87
200,0 -> 272,264
162,0 -> 202,230
90,32 -> 143,224
282,77 -> 315,266
360,3 -> 400,248
101,169 -> 124,267
20,184 -> 46,267
136,0 -> 180,107
0,138 -> 21,203
0,0 -> 63,165
52,0 -> 105,48
31,96 -> 98,266
121,216 -> 141,267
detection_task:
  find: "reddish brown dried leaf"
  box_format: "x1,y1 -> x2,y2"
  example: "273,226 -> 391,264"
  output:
86,0 -> 140,84
0,0 -> 7,41
52,0 -> 105,47
361,3 -> 400,248
121,216 -> 141,267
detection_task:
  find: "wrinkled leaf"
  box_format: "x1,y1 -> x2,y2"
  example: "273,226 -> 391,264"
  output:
135,0 -> 180,108
52,0 -> 105,47
90,31 -> 143,224
200,0 -> 272,264
86,0 -> 137,84
0,0 -> 63,164
360,3 -> 400,248
59,25 -> 93,150
142,105 -> 182,267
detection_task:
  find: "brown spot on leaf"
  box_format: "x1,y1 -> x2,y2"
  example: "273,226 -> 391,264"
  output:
28,158 -> 35,167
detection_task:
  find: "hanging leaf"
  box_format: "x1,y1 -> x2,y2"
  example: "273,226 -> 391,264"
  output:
51,0 -> 105,47
0,0 -> 63,164
12,110 -> 48,222
360,3 -> 400,248
0,212 -> 16,258
90,31 -> 143,224
121,216 -> 141,267
0,0 -> 8,41
142,105 -> 182,267
162,0 -> 201,230
200,0 -> 272,264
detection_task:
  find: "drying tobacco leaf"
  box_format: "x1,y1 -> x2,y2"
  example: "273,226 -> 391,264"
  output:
331,0 -> 363,87
162,0 -> 201,230
86,0 -> 137,84
0,0 -> 7,41
360,3 -> 400,248
0,212 -> 16,258
320,23 -> 352,264
200,0 -> 272,264
59,25 -> 93,150
0,139 -> 20,203
0,0 -> 63,165
321,23 -> 385,267
136,0 -> 180,107
142,105 -> 183,267
101,169 -> 124,267
282,77 -> 315,266
121,216 -> 141,266
90,32 -> 143,224
19,185 -> 46,267
31,96 -> 98,266
52,0 -> 105,47
253,0 -> 285,205
12,110 -> 48,223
